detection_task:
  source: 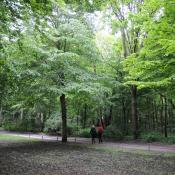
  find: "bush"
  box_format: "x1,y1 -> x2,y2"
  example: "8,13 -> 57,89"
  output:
44,114 -> 77,136
165,136 -> 175,144
78,128 -> 91,138
141,132 -> 163,142
3,122 -> 17,131
44,112 -> 62,134
141,132 -> 175,143
103,125 -> 123,140
2,120 -> 35,132
67,124 -> 75,136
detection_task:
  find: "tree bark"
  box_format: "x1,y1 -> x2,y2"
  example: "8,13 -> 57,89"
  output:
160,96 -> 164,134
108,106 -> 113,125
83,104 -> 87,128
20,108 -> 23,120
60,94 -> 67,142
131,85 -> 138,139
154,101 -> 158,131
0,106 -> 2,121
164,97 -> 168,138
121,28 -> 129,58
152,101 -> 155,130
122,99 -> 127,134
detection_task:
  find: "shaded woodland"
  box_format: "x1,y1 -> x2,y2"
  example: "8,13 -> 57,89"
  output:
0,0 -> 175,142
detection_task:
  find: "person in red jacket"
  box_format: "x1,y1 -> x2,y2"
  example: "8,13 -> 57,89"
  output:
97,126 -> 104,143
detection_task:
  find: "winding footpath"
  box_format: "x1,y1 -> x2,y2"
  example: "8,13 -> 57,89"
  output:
0,130 -> 175,153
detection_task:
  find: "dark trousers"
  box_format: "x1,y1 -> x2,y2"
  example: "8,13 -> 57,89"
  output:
98,133 -> 103,143
91,137 -> 95,144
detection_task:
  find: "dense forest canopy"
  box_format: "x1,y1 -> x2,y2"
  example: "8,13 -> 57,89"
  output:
0,0 -> 175,142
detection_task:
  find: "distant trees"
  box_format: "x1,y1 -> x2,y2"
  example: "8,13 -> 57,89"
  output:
0,0 -> 174,141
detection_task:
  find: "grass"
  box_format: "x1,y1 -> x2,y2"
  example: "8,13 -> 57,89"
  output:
0,134 -> 39,142
92,145 -> 175,158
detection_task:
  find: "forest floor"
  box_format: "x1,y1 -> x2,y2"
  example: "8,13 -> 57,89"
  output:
0,140 -> 175,175
0,131 -> 175,175
0,130 -> 175,153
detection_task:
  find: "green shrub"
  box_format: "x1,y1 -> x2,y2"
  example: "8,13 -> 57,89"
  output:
44,112 -> 62,134
44,114 -> 78,136
141,132 -> 175,143
141,132 -> 163,142
78,128 -> 91,138
2,120 -> 35,132
3,122 -> 17,131
103,125 -> 123,140
165,136 -> 175,144
67,124 -> 75,136
79,128 -> 91,138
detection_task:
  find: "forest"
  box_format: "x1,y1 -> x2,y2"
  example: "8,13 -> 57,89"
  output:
0,0 -> 175,143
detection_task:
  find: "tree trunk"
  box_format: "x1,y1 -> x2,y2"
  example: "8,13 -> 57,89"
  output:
154,101 -> 158,131
121,28 -> 129,58
122,99 -> 127,134
160,96 -> 164,134
108,106 -> 113,125
168,99 -> 174,133
83,104 -> 87,128
0,106 -> 2,121
131,85 -> 138,139
152,101 -> 155,130
20,108 -> 23,120
60,94 -> 67,142
164,97 -> 168,138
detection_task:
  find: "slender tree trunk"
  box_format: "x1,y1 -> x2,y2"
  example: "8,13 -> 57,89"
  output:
20,108 -> 23,120
40,113 -> 45,131
60,94 -> 67,142
108,106 -> 113,125
48,93 -> 52,119
121,28 -> 129,58
164,97 -> 168,138
0,106 -> 2,121
144,119 -> 147,131
169,99 -> 174,133
152,101 -> 155,131
154,101 -> 158,131
126,109 -> 130,134
83,104 -> 87,128
160,96 -> 164,134
99,107 -> 103,119
122,99 -> 127,134
131,85 -> 138,139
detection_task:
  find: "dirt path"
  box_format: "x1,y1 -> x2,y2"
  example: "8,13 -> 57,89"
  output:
0,130 -> 175,153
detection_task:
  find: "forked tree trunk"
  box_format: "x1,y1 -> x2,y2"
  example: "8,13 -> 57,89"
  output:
131,85 -> 138,139
60,94 -> 67,142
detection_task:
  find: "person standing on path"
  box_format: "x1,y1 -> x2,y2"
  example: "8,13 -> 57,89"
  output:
90,125 -> 97,144
97,126 -> 104,143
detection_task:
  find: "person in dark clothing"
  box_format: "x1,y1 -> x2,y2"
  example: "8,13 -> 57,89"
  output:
90,125 -> 97,144
97,126 -> 104,143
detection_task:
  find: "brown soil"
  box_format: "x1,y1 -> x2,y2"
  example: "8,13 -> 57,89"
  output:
0,141 -> 175,175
